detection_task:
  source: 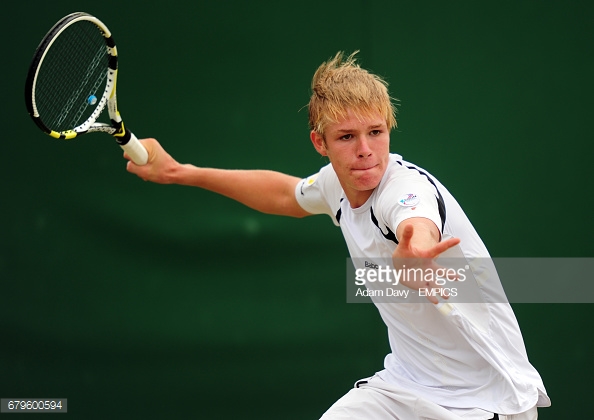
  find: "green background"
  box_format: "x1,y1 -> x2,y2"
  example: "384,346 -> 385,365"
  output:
2,0 -> 592,418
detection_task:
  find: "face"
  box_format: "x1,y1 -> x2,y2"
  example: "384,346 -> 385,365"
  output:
310,109 -> 390,208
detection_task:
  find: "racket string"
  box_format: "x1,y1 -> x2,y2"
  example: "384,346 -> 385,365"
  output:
62,45 -> 108,128
35,20 -> 111,132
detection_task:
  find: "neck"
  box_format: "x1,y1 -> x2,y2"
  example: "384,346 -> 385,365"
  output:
344,188 -> 374,209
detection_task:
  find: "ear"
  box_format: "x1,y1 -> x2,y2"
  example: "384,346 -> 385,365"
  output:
310,130 -> 328,157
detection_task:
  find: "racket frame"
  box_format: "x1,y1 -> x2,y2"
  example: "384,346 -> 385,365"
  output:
25,12 -> 147,164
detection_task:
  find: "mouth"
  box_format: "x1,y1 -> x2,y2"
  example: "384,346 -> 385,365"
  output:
352,163 -> 378,172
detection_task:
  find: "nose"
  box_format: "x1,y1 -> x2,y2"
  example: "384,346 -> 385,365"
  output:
357,136 -> 372,158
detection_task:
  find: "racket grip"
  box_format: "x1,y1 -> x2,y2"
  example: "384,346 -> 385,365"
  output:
120,132 -> 148,165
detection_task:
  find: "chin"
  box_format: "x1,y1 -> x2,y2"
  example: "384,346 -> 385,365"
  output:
355,177 -> 382,191
357,170 -> 382,186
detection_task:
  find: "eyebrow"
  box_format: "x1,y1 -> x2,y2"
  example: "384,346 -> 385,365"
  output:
336,124 -> 384,133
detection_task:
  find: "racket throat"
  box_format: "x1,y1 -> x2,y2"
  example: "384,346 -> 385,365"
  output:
111,119 -> 132,145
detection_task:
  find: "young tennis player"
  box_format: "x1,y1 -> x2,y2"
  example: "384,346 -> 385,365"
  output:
125,52 -> 550,419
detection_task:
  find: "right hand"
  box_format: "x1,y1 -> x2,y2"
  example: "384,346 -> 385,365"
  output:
124,138 -> 180,184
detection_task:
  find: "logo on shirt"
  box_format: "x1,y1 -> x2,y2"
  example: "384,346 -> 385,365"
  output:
398,193 -> 420,207
300,174 -> 318,195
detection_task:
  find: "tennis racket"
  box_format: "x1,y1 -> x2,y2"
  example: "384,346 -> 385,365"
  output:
25,12 -> 148,165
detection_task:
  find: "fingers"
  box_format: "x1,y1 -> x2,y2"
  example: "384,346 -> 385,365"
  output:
123,138 -> 158,161
393,230 -> 461,303
125,159 -> 146,181
124,138 -> 157,178
429,237 -> 461,258
426,295 -> 439,304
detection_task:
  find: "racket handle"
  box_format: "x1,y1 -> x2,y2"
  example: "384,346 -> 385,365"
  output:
120,132 -> 148,165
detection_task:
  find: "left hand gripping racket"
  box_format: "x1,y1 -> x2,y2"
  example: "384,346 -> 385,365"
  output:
25,12 -> 148,165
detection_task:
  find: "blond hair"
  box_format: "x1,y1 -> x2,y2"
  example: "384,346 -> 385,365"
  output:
308,51 -> 397,136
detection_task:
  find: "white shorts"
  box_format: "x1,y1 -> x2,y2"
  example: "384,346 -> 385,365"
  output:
319,375 -> 538,420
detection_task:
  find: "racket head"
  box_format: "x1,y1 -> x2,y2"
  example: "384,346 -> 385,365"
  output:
25,12 -> 118,140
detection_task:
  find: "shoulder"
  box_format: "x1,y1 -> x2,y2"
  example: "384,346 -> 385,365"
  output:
376,156 -> 439,203
374,155 -> 444,233
297,161 -> 341,197
295,162 -> 343,225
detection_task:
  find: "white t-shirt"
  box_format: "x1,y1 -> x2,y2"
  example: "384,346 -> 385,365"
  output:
295,153 -> 550,415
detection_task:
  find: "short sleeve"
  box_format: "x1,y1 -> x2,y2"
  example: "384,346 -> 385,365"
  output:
377,170 -> 443,241
295,164 -> 343,226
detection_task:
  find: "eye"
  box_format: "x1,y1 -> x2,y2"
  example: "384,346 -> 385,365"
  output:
370,129 -> 382,136
339,134 -> 353,140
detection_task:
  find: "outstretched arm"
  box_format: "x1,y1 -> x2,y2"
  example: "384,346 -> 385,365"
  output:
125,138 -> 311,218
